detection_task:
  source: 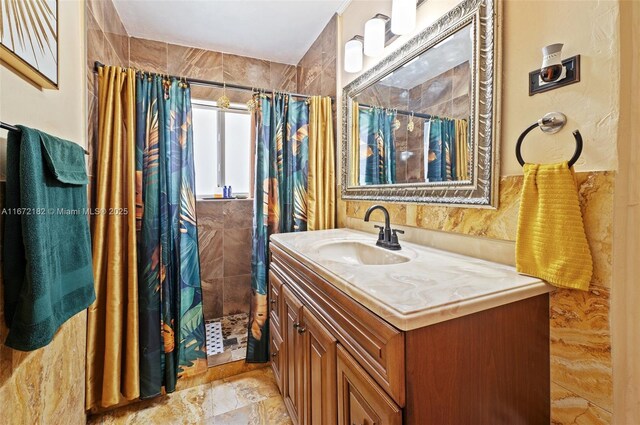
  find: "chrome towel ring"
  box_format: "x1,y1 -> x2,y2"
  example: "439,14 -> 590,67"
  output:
515,112 -> 583,168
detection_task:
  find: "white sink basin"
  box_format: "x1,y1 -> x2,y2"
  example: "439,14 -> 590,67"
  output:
316,241 -> 411,266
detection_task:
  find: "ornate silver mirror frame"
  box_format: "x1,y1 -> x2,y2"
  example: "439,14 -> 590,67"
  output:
341,0 -> 501,207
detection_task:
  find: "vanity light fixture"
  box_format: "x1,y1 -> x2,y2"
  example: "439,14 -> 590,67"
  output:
344,35 -> 364,73
364,14 -> 389,57
391,0 -> 416,35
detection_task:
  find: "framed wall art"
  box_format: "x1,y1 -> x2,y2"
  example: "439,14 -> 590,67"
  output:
0,0 -> 58,89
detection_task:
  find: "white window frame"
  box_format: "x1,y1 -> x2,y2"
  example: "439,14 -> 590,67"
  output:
192,99 -> 251,196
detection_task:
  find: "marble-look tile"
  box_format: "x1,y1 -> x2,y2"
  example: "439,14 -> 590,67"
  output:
198,226 -> 223,280
176,361 -> 266,392
321,59 -> 337,97
190,86 -> 223,102
346,201 -> 407,225
167,44 -> 223,82
0,312 -> 87,425
451,94 -> 470,120
223,228 -> 252,277
86,10 -> 104,88
301,77 -> 322,99
209,395 -> 292,424
424,99 -> 453,119
197,201 -> 225,229
91,382 -> 214,425
406,149 -> 424,183
197,201 -> 225,280
223,54 -> 270,88
577,172 -> 614,289
407,175 -> 525,239
407,120 -> 424,152
389,87 -> 410,111
270,63 -> 297,92
209,368 -> 282,417
421,69 -> 453,111
87,0 -> 104,34
551,383 -> 612,425
202,278 -> 224,320
550,285 -> 612,411
297,40 -> 322,93
130,37 -> 168,75
87,92 -> 99,178
320,15 -> 337,68
452,60 -> 471,99
105,32 -> 129,68
223,200 -> 253,229
103,0 -> 128,37
223,275 -> 252,316
409,86 -> 422,111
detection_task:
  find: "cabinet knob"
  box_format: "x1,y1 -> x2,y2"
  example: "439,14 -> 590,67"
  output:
271,351 -> 278,358
271,299 -> 277,304
293,322 -> 300,329
297,327 -> 306,334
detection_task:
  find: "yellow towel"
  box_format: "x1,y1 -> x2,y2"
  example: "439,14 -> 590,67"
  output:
516,161 -> 593,290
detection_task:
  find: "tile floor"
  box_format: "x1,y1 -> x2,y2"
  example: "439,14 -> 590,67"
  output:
206,313 -> 249,367
88,367 -> 291,425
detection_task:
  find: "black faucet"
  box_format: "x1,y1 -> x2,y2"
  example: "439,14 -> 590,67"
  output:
363,205 -> 404,250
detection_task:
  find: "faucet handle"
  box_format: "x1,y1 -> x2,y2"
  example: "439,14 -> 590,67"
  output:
374,225 -> 385,241
390,229 -> 404,245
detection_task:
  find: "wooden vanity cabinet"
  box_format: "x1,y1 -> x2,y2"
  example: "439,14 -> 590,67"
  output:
270,244 -> 550,425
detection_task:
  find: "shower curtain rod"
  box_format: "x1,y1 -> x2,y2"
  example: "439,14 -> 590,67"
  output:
94,61 -> 334,101
357,103 -> 433,120
1,121 -> 90,155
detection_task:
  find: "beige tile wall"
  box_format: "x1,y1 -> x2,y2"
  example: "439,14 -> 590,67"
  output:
297,16 -> 338,97
197,200 -> 253,320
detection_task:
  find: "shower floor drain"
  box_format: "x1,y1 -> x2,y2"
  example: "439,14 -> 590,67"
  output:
205,321 -> 224,356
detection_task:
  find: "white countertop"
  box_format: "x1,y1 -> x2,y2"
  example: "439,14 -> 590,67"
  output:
270,229 -> 552,331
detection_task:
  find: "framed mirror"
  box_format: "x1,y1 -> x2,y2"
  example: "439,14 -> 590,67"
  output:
341,0 -> 501,207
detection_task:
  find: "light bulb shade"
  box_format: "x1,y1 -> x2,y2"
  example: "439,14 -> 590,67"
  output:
391,0 -> 416,35
344,39 -> 363,73
364,18 -> 386,57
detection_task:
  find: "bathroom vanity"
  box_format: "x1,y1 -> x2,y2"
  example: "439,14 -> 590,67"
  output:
268,229 -> 552,424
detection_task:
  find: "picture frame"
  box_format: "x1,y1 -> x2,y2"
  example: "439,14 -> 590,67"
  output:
0,0 -> 59,89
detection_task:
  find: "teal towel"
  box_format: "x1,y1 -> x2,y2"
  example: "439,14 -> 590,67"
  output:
3,126 -> 95,351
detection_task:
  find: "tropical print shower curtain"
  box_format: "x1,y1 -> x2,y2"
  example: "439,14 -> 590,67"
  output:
359,107 -> 397,184
247,93 -> 310,362
135,75 -> 207,397
425,117 -> 469,182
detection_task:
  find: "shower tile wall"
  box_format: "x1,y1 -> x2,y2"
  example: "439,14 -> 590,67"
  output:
297,15 -> 338,97
197,200 -> 253,320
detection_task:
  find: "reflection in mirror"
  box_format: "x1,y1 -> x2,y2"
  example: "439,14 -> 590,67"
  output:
352,24 -> 472,186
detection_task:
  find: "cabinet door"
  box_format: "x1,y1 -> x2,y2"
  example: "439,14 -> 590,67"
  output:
268,270 -> 283,334
337,345 -> 402,425
270,321 -> 284,393
301,307 -> 337,425
283,285 -> 304,425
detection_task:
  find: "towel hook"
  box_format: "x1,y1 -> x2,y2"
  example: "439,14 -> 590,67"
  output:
515,112 -> 583,168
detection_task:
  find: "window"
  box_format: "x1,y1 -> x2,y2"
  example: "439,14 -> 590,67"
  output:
192,100 -> 252,198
